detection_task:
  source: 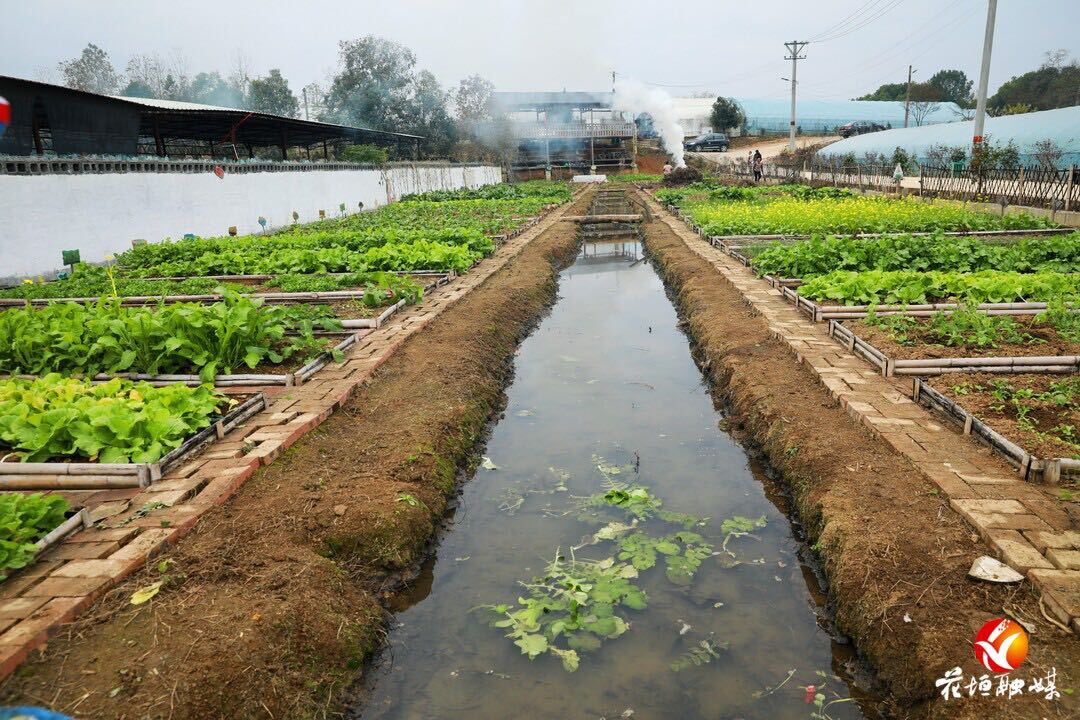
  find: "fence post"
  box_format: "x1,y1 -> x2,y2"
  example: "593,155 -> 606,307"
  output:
1018,165 -> 1025,205
918,164 -> 923,198
1067,165 -> 1075,212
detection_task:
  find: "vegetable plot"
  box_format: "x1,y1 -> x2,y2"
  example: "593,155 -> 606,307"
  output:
797,270 -> 1080,305
687,195 -> 1053,236
750,232 -> 1080,279
0,293 -> 343,381
0,493 -> 69,580
0,375 -> 224,463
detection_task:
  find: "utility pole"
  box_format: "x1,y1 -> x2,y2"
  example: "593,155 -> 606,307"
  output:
612,70 -> 616,94
784,41 -> 807,151
972,0 -> 998,151
302,87 -> 310,121
903,65 -> 915,128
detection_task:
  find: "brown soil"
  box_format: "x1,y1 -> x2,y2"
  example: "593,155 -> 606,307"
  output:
937,373 -> 1080,463
634,153 -> 668,174
852,317 -> 1080,360
634,194 -> 1077,719
0,192 -> 592,719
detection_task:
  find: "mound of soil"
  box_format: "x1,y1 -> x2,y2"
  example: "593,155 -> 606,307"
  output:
662,166 -> 703,186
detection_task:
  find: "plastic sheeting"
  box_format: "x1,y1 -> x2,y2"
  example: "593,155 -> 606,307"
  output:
817,106 -> 1080,168
672,98 -> 963,135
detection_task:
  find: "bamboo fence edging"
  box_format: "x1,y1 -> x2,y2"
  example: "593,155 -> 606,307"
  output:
0,393 -> 267,490
827,320 -> 1080,377
33,508 -> 92,554
296,331 -> 362,383
911,378 -> 1076,484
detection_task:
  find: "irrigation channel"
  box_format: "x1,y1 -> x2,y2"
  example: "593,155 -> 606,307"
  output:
356,190 -> 883,719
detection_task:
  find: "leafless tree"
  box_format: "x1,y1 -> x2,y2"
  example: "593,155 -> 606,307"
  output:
1031,139 -> 1064,169
910,100 -> 941,127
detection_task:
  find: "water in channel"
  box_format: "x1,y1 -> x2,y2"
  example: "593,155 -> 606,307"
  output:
358,204 -> 879,719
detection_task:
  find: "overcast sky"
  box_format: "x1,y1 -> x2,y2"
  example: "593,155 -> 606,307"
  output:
3,0 -> 1077,101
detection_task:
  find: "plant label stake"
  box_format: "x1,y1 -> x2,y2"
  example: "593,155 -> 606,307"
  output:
258,216 -> 267,233
61,249 -> 80,272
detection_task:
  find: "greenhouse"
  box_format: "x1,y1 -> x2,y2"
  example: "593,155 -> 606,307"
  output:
673,97 -> 963,135
816,105 -> 1080,168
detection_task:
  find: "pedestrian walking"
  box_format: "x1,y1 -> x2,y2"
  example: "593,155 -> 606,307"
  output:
752,150 -> 763,182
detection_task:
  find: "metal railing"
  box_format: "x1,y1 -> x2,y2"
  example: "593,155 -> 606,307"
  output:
0,157 -> 496,177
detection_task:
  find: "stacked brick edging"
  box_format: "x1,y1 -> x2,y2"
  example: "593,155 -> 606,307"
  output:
641,191 -> 1080,634
0,189 -> 590,679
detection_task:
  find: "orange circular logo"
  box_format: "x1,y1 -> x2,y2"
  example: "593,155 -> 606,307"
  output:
973,618 -> 1028,673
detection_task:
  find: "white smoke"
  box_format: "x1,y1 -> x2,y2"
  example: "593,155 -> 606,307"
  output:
612,78 -> 685,168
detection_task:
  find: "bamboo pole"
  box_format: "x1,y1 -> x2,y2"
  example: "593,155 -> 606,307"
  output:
0,463 -> 140,476
1,475 -> 143,490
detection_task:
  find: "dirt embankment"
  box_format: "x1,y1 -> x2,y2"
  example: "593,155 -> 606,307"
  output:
637,208 -> 1076,720
0,193 -> 591,720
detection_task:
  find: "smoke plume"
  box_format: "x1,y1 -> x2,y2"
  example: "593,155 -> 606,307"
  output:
612,78 -> 685,167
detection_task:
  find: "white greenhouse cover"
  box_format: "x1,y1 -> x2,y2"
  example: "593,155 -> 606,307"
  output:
672,97 -> 962,134
817,106 -> 1080,168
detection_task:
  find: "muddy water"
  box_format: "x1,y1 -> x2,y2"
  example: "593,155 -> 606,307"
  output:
357,228 -> 880,719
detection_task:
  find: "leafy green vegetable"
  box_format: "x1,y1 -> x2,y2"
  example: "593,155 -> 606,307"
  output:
797,270 -> 1080,306
0,375 -> 224,463
0,292 -> 342,380
0,493 -> 69,580
750,233 -> 1080,279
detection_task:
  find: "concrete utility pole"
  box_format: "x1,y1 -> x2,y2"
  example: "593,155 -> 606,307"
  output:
972,0 -> 998,150
784,41 -> 807,151
903,65 -> 916,128
302,87 -> 310,121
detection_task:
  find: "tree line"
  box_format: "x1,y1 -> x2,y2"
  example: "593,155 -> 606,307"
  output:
855,50 -> 1079,116
48,37 -> 500,159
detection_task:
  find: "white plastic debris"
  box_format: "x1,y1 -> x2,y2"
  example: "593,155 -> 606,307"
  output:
968,555 -> 1024,583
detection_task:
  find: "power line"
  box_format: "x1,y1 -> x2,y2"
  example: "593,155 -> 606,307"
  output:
811,0 -> 906,44
806,0 -> 888,42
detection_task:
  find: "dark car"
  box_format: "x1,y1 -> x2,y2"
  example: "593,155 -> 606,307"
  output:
683,132 -> 730,152
837,121 -> 886,138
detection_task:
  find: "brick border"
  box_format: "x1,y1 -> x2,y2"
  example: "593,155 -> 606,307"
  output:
640,190 -> 1080,634
0,187 -> 592,679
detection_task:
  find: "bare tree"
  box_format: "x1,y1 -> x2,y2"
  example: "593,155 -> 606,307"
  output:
1031,139 -> 1064,169
910,100 -> 940,127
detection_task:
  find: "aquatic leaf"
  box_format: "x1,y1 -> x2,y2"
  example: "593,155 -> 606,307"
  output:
514,633 -> 549,658
550,647 -> 580,672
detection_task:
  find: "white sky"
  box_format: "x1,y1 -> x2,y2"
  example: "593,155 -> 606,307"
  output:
2,0 -> 1078,100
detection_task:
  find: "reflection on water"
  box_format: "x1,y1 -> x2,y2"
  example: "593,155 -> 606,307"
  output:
356,237 -> 879,720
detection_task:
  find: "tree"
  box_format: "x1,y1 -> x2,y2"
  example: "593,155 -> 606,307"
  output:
247,69 -> 298,117
908,83 -> 941,126
121,79 -> 155,98
406,70 -> 456,157
709,97 -> 745,132
57,43 -> 119,94
989,52 -> 1080,111
325,36 -> 418,130
189,71 -> 245,108
856,82 -> 906,101
453,74 -> 495,121
926,69 -> 973,106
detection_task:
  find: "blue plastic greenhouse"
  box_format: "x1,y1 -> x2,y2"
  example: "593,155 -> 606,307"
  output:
817,106 -> 1080,168
737,98 -> 963,134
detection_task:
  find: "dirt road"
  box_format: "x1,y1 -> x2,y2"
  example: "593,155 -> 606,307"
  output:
693,135 -> 840,165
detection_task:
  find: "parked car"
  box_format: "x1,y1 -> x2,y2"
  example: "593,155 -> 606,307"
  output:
836,121 -> 886,138
683,132 -> 730,152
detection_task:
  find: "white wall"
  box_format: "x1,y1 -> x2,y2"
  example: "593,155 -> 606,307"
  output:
0,164 -> 501,278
